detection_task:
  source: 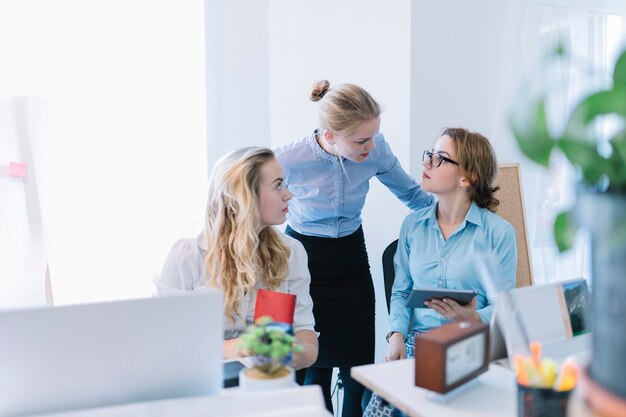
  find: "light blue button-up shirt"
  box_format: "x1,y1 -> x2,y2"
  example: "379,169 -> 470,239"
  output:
388,202 -> 517,336
275,131 -> 434,238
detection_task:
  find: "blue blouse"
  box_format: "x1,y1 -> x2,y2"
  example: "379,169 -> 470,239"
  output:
275,130 -> 433,238
388,202 -> 517,336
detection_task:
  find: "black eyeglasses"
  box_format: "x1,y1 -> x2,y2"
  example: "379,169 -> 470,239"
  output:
422,150 -> 459,168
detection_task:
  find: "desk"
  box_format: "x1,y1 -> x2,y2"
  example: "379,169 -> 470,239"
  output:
33,386 -> 332,417
352,359 -> 516,417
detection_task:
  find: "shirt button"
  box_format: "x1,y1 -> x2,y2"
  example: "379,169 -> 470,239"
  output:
440,258 -> 446,263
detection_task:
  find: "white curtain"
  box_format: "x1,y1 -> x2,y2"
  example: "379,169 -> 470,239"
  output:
498,0 -> 626,284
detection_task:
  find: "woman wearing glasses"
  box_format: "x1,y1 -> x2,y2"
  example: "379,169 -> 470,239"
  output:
275,80 -> 433,417
363,127 -> 517,416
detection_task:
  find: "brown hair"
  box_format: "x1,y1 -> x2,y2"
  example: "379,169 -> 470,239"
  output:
309,80 -> 380,137
440,127 -> 500,211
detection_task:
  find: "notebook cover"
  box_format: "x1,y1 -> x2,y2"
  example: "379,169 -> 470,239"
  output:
254,288 -> 296,325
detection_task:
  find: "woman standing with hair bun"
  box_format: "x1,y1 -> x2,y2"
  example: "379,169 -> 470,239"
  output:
275,80 -> 433,417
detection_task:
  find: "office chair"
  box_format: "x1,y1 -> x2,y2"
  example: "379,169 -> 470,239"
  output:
382,239 -> 399,313
493,164 -> 533,287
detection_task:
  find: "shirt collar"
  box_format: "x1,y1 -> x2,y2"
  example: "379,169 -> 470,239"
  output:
419,204 -> 438,223
465,201 -> 483,227
424,201 -> 483,228
308,129 -> 341,162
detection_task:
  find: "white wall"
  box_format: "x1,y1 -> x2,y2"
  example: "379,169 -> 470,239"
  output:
0,1 -> 208,305
205,0 -> 271,169
410,0 -> 527,168
267,0 -> 413,362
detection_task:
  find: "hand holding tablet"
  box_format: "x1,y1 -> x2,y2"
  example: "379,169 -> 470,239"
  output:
406,288 -> 477,309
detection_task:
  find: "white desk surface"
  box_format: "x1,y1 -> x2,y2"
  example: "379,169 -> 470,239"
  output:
32,386 -> 332,417
352,359 -> 517,417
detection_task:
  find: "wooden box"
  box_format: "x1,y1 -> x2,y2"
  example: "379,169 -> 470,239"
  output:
414,321 -> 490,394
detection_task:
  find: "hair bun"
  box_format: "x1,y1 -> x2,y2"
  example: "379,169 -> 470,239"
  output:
310,80 -> 331,102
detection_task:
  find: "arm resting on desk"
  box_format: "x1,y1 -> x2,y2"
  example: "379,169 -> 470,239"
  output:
293,330 -> 318,370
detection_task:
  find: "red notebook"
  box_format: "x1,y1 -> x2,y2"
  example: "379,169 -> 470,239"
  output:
254,289 -> 296,325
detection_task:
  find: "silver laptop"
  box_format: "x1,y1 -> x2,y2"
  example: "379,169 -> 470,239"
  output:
0,291 -> 223,417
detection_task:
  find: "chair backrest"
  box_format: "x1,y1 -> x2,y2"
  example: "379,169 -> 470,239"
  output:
382,239 -> 399,314
493,164 -> 533,287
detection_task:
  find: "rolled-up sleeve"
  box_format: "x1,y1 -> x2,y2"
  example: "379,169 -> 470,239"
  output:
286,238 -> 316,334
375,136 -> 434,211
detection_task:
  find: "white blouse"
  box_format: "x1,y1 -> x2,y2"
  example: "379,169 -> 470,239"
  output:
154,231 -> 316,339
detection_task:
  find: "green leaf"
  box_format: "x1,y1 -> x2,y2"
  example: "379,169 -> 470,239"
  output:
610,128 -> 626,175
613,49 -> 626,87
557,138 -> 607,185
611,128 -> 626,162
565,89 -> 626,137
510,98 -> 554,167
554,210 -> 577,252
256,316 -> 272,326
607,129 -> 626,192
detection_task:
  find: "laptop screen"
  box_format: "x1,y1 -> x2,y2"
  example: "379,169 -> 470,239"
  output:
0,291 -> 223,417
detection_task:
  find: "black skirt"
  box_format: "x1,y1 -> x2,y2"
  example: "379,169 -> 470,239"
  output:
285,225 -> 375,367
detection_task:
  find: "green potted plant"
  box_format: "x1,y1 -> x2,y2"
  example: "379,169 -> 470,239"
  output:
510,46 -> 626,415
237,316 -> 303,391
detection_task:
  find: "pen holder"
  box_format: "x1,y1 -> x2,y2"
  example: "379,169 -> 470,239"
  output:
517,384 -> 572,417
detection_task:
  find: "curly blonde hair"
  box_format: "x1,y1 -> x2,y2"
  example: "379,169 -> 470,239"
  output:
204,147 -> 291,322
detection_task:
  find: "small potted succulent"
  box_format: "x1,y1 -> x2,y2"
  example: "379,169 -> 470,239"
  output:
237,316 -> 303,391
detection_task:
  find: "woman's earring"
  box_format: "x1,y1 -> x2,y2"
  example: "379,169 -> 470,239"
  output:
324,131 -> 335,145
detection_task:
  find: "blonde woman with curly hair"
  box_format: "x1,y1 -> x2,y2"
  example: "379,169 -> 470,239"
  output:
156,147 -> 318,369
